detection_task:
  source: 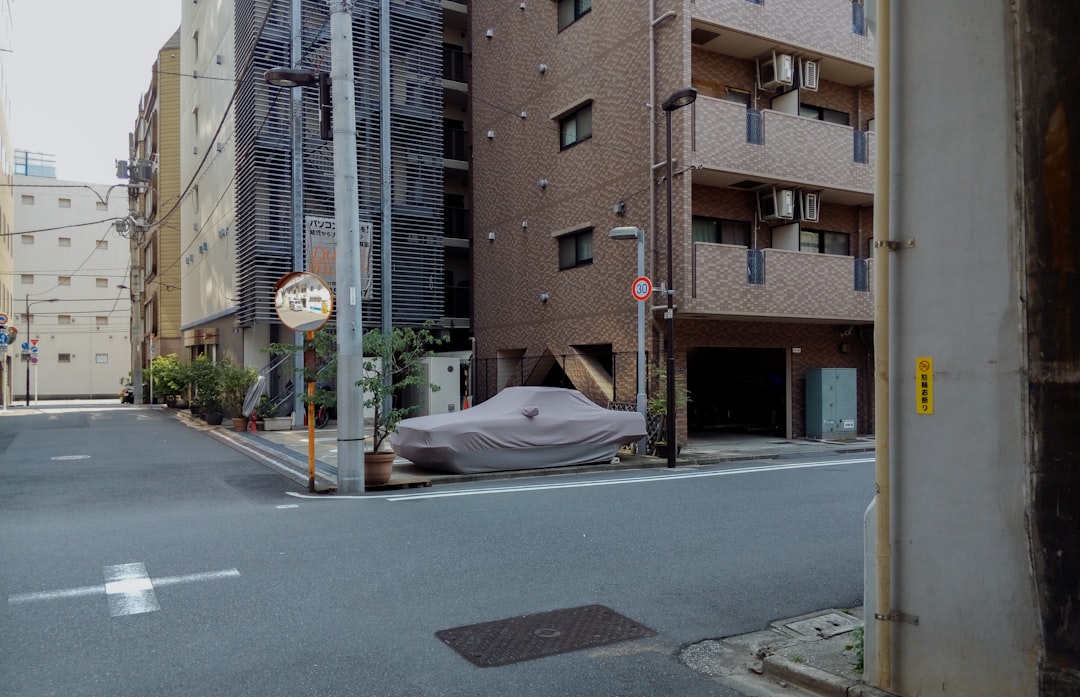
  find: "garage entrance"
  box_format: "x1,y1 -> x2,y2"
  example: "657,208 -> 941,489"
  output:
686,347 -> 787,436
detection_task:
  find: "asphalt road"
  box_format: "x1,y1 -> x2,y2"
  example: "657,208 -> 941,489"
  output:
0,404 -> 874,696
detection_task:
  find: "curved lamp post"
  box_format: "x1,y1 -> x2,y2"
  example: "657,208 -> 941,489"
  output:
661,86 -> 697,468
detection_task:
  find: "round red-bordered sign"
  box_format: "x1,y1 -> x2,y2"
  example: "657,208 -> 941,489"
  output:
632,276 -> 653,301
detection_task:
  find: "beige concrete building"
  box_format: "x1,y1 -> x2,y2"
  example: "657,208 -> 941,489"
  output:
470,0 -> 875,443
12,161 -> 131,399
131,29 -> 184,380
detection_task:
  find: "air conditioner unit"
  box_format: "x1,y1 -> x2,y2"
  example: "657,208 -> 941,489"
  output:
800,59 -> 820,91
758,51 -> 794,90
800,191 -> 821,222
759,187 -> 795,221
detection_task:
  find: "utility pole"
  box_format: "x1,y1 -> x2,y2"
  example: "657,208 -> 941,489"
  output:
119,143 -> 152,405
329,0 -> 365,493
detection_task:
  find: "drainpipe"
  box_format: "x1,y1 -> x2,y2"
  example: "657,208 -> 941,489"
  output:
873,0 -> 893,689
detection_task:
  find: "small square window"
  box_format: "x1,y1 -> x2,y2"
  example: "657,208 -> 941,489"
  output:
20,274 -> 33,284
21,234 -> 34,245
96,240 -> 108,250
21,195 -> 34,205
96,278 -> 108,288
58,198 -> 71,208
558,229 -> 594,270
58,315 -> 72,324
59,237 -> 72,247
559,103 -> 593,150
96,317 -> 109,326
96,353 -> 109,364
58,353 -> 72,363
59,276 -> 71,286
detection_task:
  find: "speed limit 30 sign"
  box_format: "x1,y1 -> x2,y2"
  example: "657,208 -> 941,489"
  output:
632,276 -> 653,301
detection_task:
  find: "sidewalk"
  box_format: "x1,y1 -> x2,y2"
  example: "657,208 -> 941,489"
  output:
174,408 -> 886,697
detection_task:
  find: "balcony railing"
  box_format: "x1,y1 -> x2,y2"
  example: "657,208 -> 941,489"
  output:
443,45 -> 467,83
444,206 -> 470,239
696,96 -> 874,193
690,242 -> 873,322
444,127 -> 468,161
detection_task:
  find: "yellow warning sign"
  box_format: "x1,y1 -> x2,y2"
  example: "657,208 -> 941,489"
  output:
916,357 -> 933,414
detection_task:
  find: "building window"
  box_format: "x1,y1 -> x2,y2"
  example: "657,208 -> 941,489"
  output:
723,88 -> 751,106
58,198 -> 71,208
800,229 -> 851,256
96,316 -> 109,326
96,240 -> 108,250
96,353 -> 109,364
20,274 -> 33,284
21,234 -> 34,245
96,278 -> 108,288
58,353 -> 72,363
747,0 -> 764,4
21,195 -> 34,205
559,103 -> 593,150
557,0 -> 591,31
692,217 -> 751,246
58,276 -> 71,286
96,201 -> 107,211
58,315 -> 72,324
558,228 -> 594,270
799,104 -> 851,126
59,237 -> 71,247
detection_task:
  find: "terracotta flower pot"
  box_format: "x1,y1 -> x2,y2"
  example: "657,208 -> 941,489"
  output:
365,451 -> 395,486
232,416 -> 248,431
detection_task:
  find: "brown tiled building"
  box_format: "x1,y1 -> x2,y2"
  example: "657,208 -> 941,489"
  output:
469,0 -> 875,443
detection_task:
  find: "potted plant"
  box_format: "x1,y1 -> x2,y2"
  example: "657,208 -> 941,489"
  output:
647,362 -> 689,458
359,324 -> 445,485
218,358 -> 258,430
149,354 -> 190,408
187,354 -> 221,423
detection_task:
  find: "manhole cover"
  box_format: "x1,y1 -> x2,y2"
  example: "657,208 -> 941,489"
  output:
50,455 -> 91,461
436,604 -> 656,667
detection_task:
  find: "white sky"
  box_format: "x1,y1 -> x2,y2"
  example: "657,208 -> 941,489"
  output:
8,1 -> 182,184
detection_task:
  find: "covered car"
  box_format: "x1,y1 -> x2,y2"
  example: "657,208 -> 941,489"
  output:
390,386 -> 646,474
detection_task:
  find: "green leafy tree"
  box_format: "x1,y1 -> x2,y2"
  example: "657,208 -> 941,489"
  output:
361,324 -> 447,452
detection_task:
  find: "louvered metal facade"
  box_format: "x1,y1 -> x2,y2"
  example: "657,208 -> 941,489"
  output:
234,0 -> 445,327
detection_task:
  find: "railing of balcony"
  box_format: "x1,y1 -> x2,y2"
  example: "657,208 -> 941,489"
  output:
444,127 -> 467,161
444,206 -> 470,239
443,45 -> 466,83
444,282 -> 469,318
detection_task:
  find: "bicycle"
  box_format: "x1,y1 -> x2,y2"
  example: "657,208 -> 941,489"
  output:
304,404 -> 330,429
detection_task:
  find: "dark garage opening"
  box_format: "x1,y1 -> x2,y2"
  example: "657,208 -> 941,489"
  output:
687,347 -> 786,436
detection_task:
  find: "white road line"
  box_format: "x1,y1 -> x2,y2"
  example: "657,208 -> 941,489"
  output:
283,457 -> 874,502
7,567 -> 242,609
104,563 -> 159,616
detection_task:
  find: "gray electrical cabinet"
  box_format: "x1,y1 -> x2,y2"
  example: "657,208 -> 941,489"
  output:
805,368 -> 857,439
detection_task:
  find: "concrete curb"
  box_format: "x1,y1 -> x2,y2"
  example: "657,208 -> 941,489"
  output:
763,655 -> 896,697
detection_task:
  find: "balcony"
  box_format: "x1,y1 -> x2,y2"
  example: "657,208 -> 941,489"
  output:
689,243 -> 873,322
444,205 -> 470,240
691,0 -> 874,68
444,126 -> 468,164
694,96 -> 874,200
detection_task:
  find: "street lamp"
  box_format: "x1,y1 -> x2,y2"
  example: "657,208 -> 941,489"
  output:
609,226 -> 648,455
661,86 -> 697,468
24,295 -> 58,406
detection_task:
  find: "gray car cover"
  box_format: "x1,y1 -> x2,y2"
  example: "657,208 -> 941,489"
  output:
390,386 -> 647,474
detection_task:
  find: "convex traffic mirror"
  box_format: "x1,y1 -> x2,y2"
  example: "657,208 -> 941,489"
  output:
273,271 -> 333,332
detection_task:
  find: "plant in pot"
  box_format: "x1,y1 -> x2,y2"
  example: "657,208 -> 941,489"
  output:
264,328 -> 337,428
218,358 -> 258,431
149,354 -> 189,408
646,361 -> 689,458
359,324 -> 446,486
188,354 -> 221,422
